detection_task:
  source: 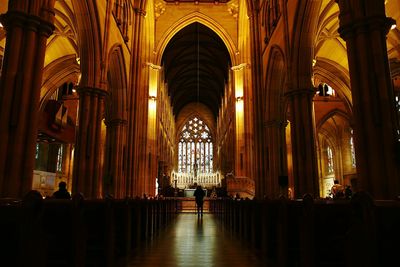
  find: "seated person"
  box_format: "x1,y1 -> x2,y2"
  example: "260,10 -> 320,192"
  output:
331,180 -> 344,199
53,181 -> 71,199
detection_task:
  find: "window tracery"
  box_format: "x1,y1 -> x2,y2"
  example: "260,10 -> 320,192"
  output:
178,117 -> 213,174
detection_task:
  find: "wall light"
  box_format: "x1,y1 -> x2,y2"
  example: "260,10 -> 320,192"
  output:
312,59 -> 317,67
391,23 -> 397,30
149,95 -> 157,101
0,22 -> 3,28
236,96 -> 243,102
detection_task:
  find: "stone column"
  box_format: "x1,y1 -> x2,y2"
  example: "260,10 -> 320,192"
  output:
126,7 -> 146,198
264,120 -> 289,198
104,119 -> 127,198
232,64 -> 247,177
336,0 -> 400,199
0,0 -> 55,197
73,87 -> 107,198
285,88 -> 319,198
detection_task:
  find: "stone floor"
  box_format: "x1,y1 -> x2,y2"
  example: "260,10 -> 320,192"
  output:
124,213 -> 265,267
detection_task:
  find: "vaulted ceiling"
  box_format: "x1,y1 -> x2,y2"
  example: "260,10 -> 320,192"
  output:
161,22 -> 231,118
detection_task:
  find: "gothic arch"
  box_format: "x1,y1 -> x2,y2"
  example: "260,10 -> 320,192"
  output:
317,109 -> 351,130
40,55 -> 80,111
291,0 -> 322,89
175,103 -> 216,142
155,12 -> 238,66
265,45 -> 286,120
106,45 -> 128,121
103,44 -> 128,198
313,58 -> 351,101
71,0 -> 102,89
261,45 -> 288,197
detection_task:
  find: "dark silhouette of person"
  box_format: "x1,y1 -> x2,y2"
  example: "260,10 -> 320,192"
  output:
331,179 -> 344,199
53,181 -> 71,199
345,185 -> 353,199
194,185 -> 205,217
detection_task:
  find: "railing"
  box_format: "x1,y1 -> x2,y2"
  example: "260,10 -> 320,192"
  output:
171,171 -> 221,188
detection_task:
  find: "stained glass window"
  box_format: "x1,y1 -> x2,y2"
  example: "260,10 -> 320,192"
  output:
327,146 -> 334,174
350,129 -> 356,168
178,117 -> 213,173
35,143 -> 40,160
56,145 -> 63,172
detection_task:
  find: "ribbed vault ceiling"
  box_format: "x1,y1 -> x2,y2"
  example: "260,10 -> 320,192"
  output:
162,22 -> 231,118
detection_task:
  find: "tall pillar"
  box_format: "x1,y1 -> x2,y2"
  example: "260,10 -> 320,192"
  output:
126,7 -> 146,198
146,63 -> 160,197
73,87 -> 107,198
232,64 -> 247,177
248,5 -> 266,198
285,88 -> 319,198
0,0 -> 55,197
336,0 -> 400,199
264,120 -> 289,198
104,119 -> 127,198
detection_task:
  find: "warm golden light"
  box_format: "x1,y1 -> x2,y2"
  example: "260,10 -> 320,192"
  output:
148,99 -> 157,115
235,99 -> 244,114
147,63 -> 161,98
232,63 -> 246,99
391,23 -> 397,30
312,59 -> 317,67
0,22 -> 3,28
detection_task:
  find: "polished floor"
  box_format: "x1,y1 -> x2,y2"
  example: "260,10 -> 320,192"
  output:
125,213 -> 265,267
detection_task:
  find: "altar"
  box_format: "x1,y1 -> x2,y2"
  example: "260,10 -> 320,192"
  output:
184,188 -> 207,197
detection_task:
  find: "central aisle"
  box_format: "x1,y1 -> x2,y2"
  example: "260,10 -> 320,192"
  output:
126,213 -> 265,267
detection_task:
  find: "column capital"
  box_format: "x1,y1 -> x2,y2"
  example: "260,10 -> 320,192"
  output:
146,62 -> 162,70
231,63 -> 250,71
0,11 -> 55,37
76,86 -> 108,97
338,15 -> 395,41
335,0 -> 395,40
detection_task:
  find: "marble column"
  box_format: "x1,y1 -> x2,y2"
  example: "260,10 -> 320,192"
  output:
285,88 -> 319,198
0,0 -> 55,197
336,0 -> 400,199
73,87 -> 107,198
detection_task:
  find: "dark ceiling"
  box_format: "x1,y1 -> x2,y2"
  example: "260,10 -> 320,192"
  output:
162,22 -> 231,118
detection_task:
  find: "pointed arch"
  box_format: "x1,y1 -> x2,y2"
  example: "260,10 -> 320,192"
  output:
316,109 -> 351,130
40,55 -> 80,111
291,0 -> 322,89
155,12 -> 238,66
106,44 -> 128,121
265,45 -> 286,120
71,0 -> 102,88
103,44 -> 128,198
